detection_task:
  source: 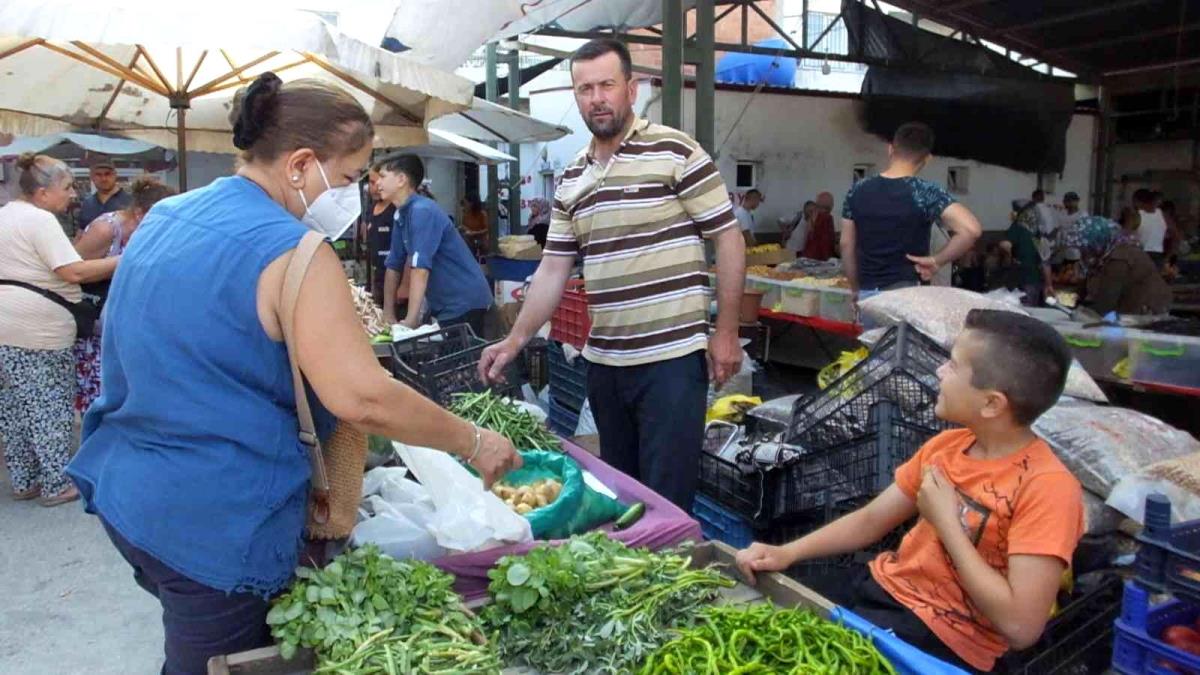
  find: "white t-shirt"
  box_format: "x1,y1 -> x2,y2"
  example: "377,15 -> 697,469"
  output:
1139,209 -> 1167,253
0,201 -> 83,350
785,217 -> 809,253
734,205 -> 755,232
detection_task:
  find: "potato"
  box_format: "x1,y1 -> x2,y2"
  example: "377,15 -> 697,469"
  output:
521,491 -> 539,508
514,502 -> 533,514
535,493 -> 549,507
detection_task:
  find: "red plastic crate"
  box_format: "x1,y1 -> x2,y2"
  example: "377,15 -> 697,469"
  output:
549,279 -> 591,350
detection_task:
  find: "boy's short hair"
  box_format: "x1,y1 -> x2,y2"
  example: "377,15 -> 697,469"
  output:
892,122 -> 935,161
963,309 -> 1071,425
376,153 -> 425,188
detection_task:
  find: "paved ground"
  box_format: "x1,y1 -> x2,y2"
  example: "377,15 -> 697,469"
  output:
0,451 -> 162,674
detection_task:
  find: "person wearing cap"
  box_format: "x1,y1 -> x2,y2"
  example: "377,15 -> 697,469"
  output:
76,159 -> 132,233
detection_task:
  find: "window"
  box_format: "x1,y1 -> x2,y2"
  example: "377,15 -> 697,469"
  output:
541,171 -> 556,201
735,162 -> 759,190
852,163 -> 875,185
779,3 -> 865,74
947,166 -> 970,194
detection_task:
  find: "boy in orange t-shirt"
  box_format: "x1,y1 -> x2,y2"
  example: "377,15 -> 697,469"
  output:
736,309 -> 1084,672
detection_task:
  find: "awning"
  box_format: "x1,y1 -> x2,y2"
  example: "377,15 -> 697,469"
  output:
431,97 -> 570,145
0,131 -> 160,157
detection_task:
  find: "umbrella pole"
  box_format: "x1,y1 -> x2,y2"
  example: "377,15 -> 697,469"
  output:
173,97 -> 189,191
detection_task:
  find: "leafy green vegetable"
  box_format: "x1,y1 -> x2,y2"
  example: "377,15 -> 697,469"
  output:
640,603 -> 897,674
449,391 -> 561,451
267,545 -> 500,674
482,533 -> 733,674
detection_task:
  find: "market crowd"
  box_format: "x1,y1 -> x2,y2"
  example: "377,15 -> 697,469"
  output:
0,35 -> 1180,675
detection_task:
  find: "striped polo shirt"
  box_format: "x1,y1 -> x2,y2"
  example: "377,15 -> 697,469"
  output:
544,118 -> 737,367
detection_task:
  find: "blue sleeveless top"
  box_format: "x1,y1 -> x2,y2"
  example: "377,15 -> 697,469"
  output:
68,176 -> 331,597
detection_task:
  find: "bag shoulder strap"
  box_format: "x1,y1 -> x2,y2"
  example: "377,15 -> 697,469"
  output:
0,279 -> 75,311
278,232 -> 330,498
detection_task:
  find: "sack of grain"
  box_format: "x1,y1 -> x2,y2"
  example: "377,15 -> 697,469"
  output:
858,286 -> 1107,402
1034,398 -> 1200,499
1106,452 -> 1200,525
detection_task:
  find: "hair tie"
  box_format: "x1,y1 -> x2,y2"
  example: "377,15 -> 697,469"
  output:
232,72 -> 282,150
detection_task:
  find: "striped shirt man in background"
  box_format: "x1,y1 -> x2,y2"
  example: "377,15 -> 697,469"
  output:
479,38 -> 746,509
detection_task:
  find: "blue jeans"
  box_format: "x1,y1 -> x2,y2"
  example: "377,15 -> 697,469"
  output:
585,351 -> 708,509
101,519 -> 272,675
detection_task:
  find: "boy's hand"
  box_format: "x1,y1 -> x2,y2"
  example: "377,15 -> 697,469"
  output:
917,465 -> 959,531
735,543 -> 792,585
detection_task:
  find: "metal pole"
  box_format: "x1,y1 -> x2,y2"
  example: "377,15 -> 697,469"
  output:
173,98 -> 188,191
662,0 -> 684,130
507,49 -> 522,235
1101,87 -> 1116,217
802,0 -> 810,48
695,0 -> 716,155
485,42 -> 500,249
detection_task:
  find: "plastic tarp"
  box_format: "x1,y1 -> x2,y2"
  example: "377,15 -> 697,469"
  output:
716,38 -> 798,87
843,0 -> 1075,173
433,439 -> 703,601
0,132 -> 159,158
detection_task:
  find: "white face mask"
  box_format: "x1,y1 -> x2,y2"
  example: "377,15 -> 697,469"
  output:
297,162 -> 361,239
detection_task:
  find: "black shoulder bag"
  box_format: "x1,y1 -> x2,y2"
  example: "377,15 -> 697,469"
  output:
0,280 -> 100,339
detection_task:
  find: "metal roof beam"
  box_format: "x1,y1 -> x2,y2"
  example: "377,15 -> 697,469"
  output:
1049,22 -> 1200,54
999,0 -> 1153,35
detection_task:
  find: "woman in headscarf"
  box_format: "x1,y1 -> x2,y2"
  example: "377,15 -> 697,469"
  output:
1060,215 -> 1171,315
526,197 -> 551,249
1006,199 -> 1051,305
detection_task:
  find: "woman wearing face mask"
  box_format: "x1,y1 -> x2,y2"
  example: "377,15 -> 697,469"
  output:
66,73 -> 521,675
72,176 -> 177,413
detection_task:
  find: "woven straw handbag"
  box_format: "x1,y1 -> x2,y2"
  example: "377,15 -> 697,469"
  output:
279,231 -> 367,540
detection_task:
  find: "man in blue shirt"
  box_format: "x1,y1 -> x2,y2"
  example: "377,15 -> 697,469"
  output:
840,122 -> 982,299
377,154 -> 493,335
75,158 -> 132,233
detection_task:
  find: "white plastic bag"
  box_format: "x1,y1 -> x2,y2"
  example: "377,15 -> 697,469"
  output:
352,495 -> 446,561
1107,477 -> 1200,525
394,442 -> 533,552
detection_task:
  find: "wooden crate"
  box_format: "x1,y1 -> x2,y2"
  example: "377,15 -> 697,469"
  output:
207,541 -> 832,675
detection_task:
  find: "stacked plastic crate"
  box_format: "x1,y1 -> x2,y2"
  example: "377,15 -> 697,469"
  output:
694,323 -> 952,576
545,280 -> 591,436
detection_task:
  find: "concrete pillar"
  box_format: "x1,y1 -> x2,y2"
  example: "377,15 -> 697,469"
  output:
662,0 -> 684,130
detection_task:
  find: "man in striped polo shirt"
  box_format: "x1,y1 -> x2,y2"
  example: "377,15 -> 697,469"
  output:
479,38 -> 746,509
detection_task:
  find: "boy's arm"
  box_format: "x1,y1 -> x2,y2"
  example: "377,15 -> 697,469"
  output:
918,466 -> 1067,650
735,484 -> 916,585
840,219 -> 858,295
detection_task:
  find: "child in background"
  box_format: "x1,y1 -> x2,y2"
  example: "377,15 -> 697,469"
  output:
736,310 -> 1084,673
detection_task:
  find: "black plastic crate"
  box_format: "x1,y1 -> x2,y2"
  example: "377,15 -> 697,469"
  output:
523,338 -> 548,392
1000,573 -> 1123,675
787,322 -> 951,449
389,324 -> 518,406
547,340 -> 588,413
698,401 -> 940,526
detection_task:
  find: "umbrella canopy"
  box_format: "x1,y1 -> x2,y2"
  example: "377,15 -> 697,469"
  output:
430,97 -> 570,144
0,0 -> 475,187
409,129 -> 516,165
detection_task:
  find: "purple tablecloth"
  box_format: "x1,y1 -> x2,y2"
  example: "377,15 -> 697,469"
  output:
432,440 -> 703,600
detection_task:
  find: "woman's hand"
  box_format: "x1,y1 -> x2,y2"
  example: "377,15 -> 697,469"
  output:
468,428 -> 523,489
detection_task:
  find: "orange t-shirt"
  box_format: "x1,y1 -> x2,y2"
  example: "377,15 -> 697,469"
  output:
868,428 -> 1084,672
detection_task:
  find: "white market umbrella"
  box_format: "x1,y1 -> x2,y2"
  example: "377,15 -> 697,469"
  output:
0,0 -> 475,188
431,97 -> 570,144
0,131 -> 161,157
414,129 -> 516,165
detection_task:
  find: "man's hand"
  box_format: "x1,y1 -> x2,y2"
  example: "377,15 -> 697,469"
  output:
707,329 -> 742,389
734,542 -> 793,586
917,465 -> 959,531
469,428 -> 523,489
478,336 -> 523,385
906,254 -> 941,282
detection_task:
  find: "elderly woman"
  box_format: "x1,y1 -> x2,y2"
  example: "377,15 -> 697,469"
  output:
72,176 -> 177,412
526,197 -> 552,249
66,73 -> 521,674
0,154 -> 120,506
1061,215 -> 1171,316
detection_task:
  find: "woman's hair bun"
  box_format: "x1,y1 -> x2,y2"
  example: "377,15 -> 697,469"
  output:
15,152 -> 38,171
231,72 -> 283,151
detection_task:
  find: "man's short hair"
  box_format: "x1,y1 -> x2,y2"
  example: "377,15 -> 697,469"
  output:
1063,191 -> 1080,202
376,153 -> 425,188
744,189 -> 763,200
1032,189 -> 1045,201
1133,188 -> 1153,205
571,38 -> 633,80
963,309 -> 1071,426
891,122 -> 935,161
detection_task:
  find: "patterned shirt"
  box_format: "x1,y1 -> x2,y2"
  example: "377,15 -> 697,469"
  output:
545,118 -> 737,366
842,175 -> 956,290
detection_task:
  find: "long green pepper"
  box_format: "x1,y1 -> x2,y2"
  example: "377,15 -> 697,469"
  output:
639,604 -> 898,675
449,390 -> 561,452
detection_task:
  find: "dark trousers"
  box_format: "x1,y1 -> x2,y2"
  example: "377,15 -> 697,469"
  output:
803,564 -> 984,673
101,519 -> 272,675
585,350 -> 708,510
441,308 -> 488,337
